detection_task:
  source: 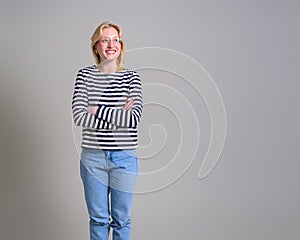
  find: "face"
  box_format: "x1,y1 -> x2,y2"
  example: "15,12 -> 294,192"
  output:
95,27 -> 122,63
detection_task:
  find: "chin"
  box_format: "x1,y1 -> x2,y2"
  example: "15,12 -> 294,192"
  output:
105,55 -> 119,61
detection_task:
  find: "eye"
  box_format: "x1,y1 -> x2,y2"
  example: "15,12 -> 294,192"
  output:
115,38 -> 122,43
101,38 -> 109,43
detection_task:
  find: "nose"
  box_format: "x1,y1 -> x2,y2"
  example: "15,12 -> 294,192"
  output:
107,40 -> 114,48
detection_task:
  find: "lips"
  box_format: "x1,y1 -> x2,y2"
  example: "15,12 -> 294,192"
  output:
105,50 -> 116,54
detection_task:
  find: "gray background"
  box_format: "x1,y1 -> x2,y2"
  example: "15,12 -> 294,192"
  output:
1,0 -> 299,239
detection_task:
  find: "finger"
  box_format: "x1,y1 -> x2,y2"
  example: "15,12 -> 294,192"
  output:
127,98 -> 134,105
124,99 -> 134,110
87,105 -> 97,114
127,99 -> 134,109
123,99 -> 134,110
123,103 -> 131,110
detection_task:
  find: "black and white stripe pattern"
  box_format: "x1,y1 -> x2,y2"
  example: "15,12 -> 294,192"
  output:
72,65 -> 143,150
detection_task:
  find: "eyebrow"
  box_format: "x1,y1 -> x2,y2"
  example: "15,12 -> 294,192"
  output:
101,35 -> 120,38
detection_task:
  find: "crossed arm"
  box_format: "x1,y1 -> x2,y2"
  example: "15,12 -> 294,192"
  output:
87,98 -> 134,114
72,70 -> 143,129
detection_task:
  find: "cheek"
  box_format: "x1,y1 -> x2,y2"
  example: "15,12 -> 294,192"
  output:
98,45 -> 105,53
117,45 -> 122,53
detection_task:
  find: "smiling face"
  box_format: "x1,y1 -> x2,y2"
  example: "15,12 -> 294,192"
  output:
95,27 -> 122,63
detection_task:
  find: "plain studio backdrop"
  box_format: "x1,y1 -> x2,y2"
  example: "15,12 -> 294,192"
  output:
0,0 -> 299,240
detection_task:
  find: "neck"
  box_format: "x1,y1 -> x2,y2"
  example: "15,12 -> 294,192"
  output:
97,60 -> 118,73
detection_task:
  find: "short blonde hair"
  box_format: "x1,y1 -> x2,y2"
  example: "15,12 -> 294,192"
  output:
91,21 -> 125,71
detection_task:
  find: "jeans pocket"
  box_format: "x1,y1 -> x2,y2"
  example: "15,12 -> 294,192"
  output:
80,148 -> 106,170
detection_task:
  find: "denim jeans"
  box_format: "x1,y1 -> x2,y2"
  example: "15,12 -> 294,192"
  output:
80,148 -> 138,240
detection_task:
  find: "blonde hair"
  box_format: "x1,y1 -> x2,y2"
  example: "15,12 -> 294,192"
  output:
91,21 -> 125,71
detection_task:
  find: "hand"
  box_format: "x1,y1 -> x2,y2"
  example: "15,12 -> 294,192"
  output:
123,98 -> 134,110
87,105 -> 98,115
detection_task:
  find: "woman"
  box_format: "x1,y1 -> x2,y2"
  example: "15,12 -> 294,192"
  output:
72,21 -> 143,240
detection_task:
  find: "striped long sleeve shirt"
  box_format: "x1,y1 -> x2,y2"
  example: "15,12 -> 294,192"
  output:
72,65 -> 143,150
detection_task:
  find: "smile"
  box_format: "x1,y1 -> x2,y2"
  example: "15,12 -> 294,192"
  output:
105,50 -> 117,54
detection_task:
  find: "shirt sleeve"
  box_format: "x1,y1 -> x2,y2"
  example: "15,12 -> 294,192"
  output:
95,71 -> 143,128
72,69 -> 117,129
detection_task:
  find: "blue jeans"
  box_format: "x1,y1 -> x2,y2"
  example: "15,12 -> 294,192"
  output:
80,148 -> 138,240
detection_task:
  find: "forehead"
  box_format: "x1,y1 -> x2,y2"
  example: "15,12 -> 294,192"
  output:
101,27 -> 119,37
